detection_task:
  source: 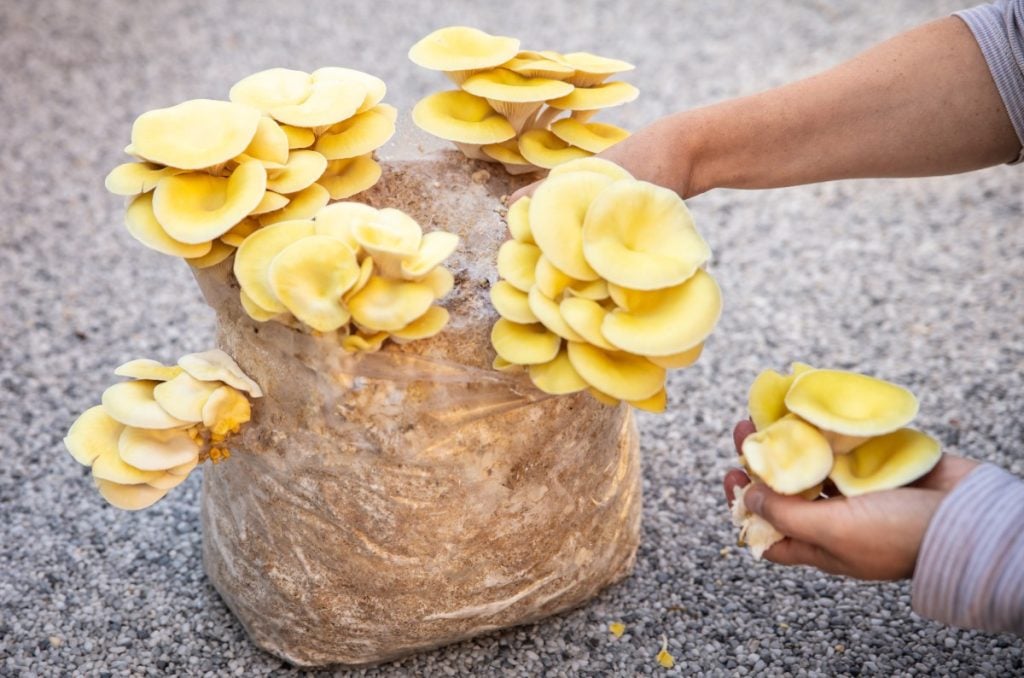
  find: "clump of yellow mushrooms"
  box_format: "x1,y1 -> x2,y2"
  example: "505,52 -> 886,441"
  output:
489,158 -> 722,412
409,26 -> 636,174
105,67 -> 395,265
233,202 -> 458,352
63,351 -> 262,510
732,364 -> 942,558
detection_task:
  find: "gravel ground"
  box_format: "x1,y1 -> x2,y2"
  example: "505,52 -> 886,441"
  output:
2,0 -> 1022,675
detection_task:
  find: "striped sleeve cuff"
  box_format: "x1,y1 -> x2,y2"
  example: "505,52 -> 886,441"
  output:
912,463 -> 1024,635
955,0 -> 1024,164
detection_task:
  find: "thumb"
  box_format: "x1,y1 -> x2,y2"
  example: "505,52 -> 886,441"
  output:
744,482 -> 837,545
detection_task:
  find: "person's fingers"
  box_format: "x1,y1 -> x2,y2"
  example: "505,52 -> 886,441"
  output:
723,468 -> 750,507
508,180 -> 542,205
763,538 -> 848,575
733,419 -> 756,456
743,482 -> 840,545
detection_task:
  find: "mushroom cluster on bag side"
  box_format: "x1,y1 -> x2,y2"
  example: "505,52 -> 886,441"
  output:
63,351 -> 262,510
409,26 -> 637,175
105,68 -> 395,264
233,202 -> 457,351
488,158 -> 721,412
732,364 -> 942,558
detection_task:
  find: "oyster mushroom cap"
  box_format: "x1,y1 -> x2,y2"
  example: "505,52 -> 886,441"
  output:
647,343 -> 704,370
148,471 -> 191,491
202,385 -> 252,437
240,289 -> 281,322
546,81 -> 639,111
347,276 -> 436,332
588,387 -> 621,407
411,90 -> 515,144
90,430 -> 164,485
505,196 -> 534,244
280,124 -> 315,149
267,235 -> 360,332
341,331 -> 390,353
95,479 -> 169,511
566,341 -> 665,401
518,129 -> 592,169
391,305 -> 450,341
556,51 -> 635,87
482,139 -> 539,175
234,220 -> 316,313
829,428 -> 941,496
529,170 -> 613,280
152,159 -> 267,244
490,318 -> 561,365
152,372 -> 222,423
463,68 -> 574,131
558,296 -> 617,350
581,180 -> 709,290
114,359 -> 184,382
528,348 -> 588,395
130,99 -> 261,170
242,116 -> 290,165
422,266 -> 455,299
101,380 -> 190,430
741,415 -> 835,495
229,68 -> 314,112
186,240 -> 236,269
268,79 -> 367,128
408,26 -> 520,74
533,255 -> 575,299
496,240 -> 541,292
178,349 -> 263,398
548,156 -> 634,181
601,269 -> 722,357
401,231 -> 459,279
312,67 -> 387,113
315,105 -> 397,160
489,280 -> 538,324
629,388 -> 667,413
343,256 -> 376,303
550,118 -> 630,154
785,369 -> 919,438
352,207 -> 423,269
527,287 -> 584,342
64,406 -> 124,467
221,217 -> 262,247
501,52 -> 575,79
317,155 -> 382,200
259,183 -> 330,225
124,193 -> 212,258
117,426 -> 199,472
265,150 -> 329,194
747,368 -> 795,431
248,192 -> 289,217
105,162 -> 185,196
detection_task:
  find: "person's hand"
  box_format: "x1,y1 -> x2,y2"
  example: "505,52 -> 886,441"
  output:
508,112 -> 699,205
724,420 -> 979,580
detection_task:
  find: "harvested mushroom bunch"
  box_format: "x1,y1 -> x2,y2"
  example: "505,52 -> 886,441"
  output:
233,202 -> 457,352
105,67 -> 395,266
732,364 -> 942,558
409,26 -> 636,175
63,351 -> 262,510
489,158 -> 721,412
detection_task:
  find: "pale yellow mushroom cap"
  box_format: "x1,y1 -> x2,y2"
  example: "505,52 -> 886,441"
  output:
490,280 -> 538,324
234,220 -> 316,313
412,90 -> 515,144
186,240 -> 236,269
221,218 -> 262,247
64,406 -> 123,467
352,208 -> 423,271
281,124 -> 315,149
785,369 -> 919,438
528,287 -> 584,342
272,79 -> 367,128
601,269 -> 722,357
588,387 -> 621,407
528,347 -> 588,395
249,192 -> 289,217
148,471 -> 191,491
242,116 -> 290,166
314,201 -> 377,251
265,150 -> 328,194
260,183 -> 331,225
546,81 -> 639,111
563,278 -> 608,301
240,288 -> 281,322
105,162 -> 185,196
533,255 -> 574,299
95,479 -> 169,510
748,368 -> 796,431
230,68 -> 314,112
550,119 -> 630,154
408,26 -> 520,73
130,99 -> 261,170
529,170 -> 613,280
401,231 -> 459,279
347,276 -> 436,332
102,380 -> 189,430
556,51 -> 635,87
518,129 -> 592,169
315,106 -> 397,160
391,305 -> 450,342
152,159 -> 267,244
482,140 -> 538,174
178,349 -> 263,397
490,318 -> 561,365
202,385 -> 252,437
582,180 -> 709,290
343,256 -> 375,304
506,197 -> 534,244
502,53 -> 575,79
548,156 -> 634,181
492,355 -> 522,372
317,155 -> 382,201
422,266 -> 455,299
114,359 -> 184,382
268,235 -> 360,332
829,428 -> 941,496
647,343 -> 704,370
341,331 -> 390,353
117,426 -> 199,472
312,67 -> 387,113
124,193 -> 212,258
566,342 -> 665,401
741,415 -> 834,495
496,240 -> 540,292
152,373 -> 222,423
91,433 -> 164,486
558,297 -> 616,350
463,69 -> 574,129
630,388 -> 667,413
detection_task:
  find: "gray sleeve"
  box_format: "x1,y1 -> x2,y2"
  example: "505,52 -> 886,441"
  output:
911,464 -> 1024,635
955,0 -> 1024,163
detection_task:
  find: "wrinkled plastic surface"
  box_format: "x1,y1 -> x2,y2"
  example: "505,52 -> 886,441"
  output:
192,150 -> 642,667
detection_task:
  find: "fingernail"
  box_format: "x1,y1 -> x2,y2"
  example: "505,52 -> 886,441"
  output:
745,485 -> 764,514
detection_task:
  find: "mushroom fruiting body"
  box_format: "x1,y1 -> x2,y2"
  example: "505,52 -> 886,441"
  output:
130,99 -> 261,170
829,428 -> 941,496
408,26 -> 521,84
741,415 -> 834,495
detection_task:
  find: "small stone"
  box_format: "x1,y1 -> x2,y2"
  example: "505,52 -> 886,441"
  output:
48,636 -> 62,648
471,169 -> 491,184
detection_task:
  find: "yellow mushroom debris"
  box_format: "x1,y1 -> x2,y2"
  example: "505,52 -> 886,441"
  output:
63,351 -> 261,510
734,365 -> 942,558
487,157 -> 721,411
410,26 -> 637,171
107,66 -> 392,262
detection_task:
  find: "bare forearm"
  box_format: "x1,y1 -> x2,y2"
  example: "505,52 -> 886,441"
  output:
679,17 -> 1019,195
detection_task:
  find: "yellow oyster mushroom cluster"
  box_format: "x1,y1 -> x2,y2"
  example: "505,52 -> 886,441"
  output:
233,202 -> 458,351
732,364 -> 942,558
105,67 -> 395,265
409,26 -> 636,174
489,158 -> 721,412
63,350 -> 262,510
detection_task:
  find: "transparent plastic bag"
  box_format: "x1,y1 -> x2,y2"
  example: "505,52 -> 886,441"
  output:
192,152 -> 642,667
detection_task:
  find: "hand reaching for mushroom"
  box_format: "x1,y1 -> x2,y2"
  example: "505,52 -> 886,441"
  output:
724,420 -> 979,581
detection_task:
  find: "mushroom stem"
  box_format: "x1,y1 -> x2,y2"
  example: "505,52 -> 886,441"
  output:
531,106 -> 565,130
453,142 -> 491,161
